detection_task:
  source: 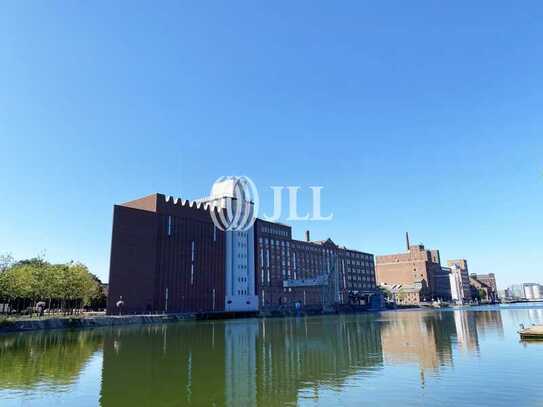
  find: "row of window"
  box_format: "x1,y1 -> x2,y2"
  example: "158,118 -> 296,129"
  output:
260,225 -> 289,238
260,238 -> 373,261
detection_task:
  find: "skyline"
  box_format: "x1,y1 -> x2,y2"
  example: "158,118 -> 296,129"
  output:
1,1 -> 542,288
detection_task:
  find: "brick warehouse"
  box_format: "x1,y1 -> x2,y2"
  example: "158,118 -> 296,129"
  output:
107,186 -> 379,315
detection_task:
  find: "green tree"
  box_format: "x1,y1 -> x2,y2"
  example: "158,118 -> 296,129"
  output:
0,256 -> 102,314
0,253 -> 14,272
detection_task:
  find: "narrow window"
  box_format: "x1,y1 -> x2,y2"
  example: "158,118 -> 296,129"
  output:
167,216 -> 172,236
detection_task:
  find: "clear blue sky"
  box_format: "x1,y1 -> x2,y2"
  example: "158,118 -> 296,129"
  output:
1,1 -> 542,288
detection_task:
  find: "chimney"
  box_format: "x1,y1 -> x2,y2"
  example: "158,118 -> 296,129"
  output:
405,232 -> 410,251
305,230 -> 311,242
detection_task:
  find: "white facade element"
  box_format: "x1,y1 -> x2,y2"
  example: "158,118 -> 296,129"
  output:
449,271 -> 464,305
524,284 -> 535,300
523,284 -> 542,300
534,285 -> 542,300
449,265 -> 468,305
198,179 -> 259,312
224,228 -> 258,311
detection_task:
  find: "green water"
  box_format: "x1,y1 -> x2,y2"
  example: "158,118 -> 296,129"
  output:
1,305 -> 542,406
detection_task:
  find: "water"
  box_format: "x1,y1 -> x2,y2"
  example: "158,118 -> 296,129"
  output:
1,305 -> 543,406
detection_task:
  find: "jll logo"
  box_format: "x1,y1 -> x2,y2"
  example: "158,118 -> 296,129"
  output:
207,176 -> 333,232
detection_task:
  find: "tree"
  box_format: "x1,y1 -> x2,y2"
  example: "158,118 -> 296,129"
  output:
378,286 -> 392,301
0,253 -> 14,273
0,256 -> 102,314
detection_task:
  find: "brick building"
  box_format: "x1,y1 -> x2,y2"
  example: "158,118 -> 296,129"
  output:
107,193 -> 229,315
107,188 -> 379,315
255,220 -> 378,312
470,273 -> 498,297
375,233 -> 451,302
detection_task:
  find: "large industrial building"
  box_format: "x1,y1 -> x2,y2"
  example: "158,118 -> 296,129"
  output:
375,233 -> 451,302
107,184 -> 379,315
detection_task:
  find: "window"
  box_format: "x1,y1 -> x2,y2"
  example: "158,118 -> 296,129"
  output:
167,216 -> 172,236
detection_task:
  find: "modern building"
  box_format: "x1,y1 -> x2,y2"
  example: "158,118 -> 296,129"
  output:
107,187 -> 379,315
375,233 -> 451,302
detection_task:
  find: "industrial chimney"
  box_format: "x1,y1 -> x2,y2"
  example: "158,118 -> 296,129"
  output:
305,230 -> 311,242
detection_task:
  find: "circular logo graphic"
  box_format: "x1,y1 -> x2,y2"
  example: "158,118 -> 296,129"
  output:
209,176 -> 259,232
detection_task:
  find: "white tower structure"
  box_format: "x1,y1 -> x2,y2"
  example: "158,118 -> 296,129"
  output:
198,177 -> 259,312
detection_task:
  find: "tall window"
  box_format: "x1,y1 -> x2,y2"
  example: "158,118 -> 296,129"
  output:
191,241 -> 195,285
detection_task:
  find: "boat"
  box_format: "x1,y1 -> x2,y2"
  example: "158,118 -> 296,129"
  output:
518,324 -> 543,340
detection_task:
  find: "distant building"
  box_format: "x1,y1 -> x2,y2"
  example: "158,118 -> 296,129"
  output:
375,233 -> 451,302
447,260 -> 471,301
522,283 -> 542,300
509,284 -> 525,299
505,283 -> 543,301
448,266 -> 467,305
470,273 -> 498,298
469,276 -> 497,303
380,282 -> 422,305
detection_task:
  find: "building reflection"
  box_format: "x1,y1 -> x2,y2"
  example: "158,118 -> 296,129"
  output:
99,315 -> 384,406
506,305 -> 543,326
379,309 -> 505,377
255,315 -> 384,405
380,311 -> 454,372
471,310 -> 504,339
0,308 -> 512,405
453,310 -> 479,352
0,330 -> 103,390
99,322 -> 228,406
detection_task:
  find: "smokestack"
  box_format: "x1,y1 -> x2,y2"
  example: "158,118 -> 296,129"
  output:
405,232 -> 410,251
305,230 -> 311,242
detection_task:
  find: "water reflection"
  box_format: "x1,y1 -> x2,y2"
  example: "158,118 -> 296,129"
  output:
380,311 -> 453,371
0,330 -> 102,391
380,309 -> 505,375
99,316 -> 384,406
1,306 -> 534,406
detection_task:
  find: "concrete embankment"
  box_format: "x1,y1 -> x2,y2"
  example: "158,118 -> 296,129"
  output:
0,314 -> 197,334
0,306 -> 381,334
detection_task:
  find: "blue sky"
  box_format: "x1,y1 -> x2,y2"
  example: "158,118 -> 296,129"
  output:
1,1 -> 542,288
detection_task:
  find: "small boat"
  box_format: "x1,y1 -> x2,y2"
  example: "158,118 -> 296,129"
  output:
518,324 -> 543,340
